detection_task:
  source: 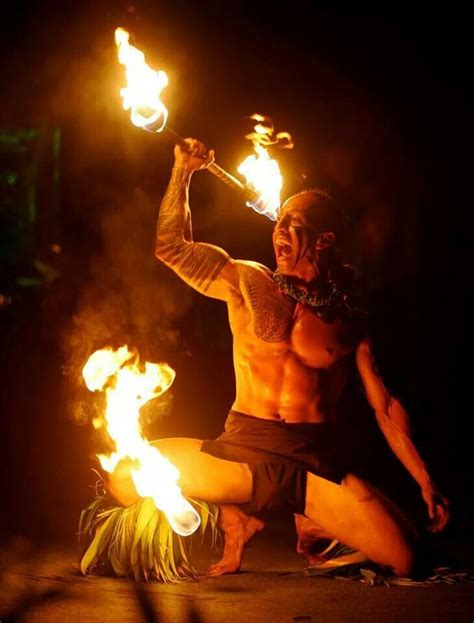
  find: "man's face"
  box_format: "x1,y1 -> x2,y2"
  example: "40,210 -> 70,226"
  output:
272,197 -> 319,277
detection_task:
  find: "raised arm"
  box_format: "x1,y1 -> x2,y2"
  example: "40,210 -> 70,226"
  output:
356,339 -> 450,532
155,139 -> 239,301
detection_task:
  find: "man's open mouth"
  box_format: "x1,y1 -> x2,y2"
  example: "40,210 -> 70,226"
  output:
276,243 -> 292,259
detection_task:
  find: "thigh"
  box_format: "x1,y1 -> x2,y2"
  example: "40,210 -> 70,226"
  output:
153,438 -> 253,504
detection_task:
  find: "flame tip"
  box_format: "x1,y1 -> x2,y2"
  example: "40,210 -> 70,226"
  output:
83,347 -> 196,535
115,27 -> 169,131
238,114 -> 293,219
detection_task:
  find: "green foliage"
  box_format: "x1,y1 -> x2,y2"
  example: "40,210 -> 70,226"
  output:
78,495 -> 220,582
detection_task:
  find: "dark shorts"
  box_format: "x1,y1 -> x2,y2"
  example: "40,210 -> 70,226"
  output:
201,410 -> 347,515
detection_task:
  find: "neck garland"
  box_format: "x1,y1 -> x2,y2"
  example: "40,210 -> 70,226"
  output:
273,269 -> 366,322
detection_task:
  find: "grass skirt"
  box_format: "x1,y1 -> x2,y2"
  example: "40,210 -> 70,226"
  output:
79,495 -> 220,582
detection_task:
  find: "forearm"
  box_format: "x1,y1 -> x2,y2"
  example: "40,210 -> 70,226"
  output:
376,399 -> 431,488
156,166 -> 193,258
155,162 -> 234,299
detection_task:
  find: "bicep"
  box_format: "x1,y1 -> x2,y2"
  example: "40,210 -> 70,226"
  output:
356,340 -> 411,433
156,240 -> 239,301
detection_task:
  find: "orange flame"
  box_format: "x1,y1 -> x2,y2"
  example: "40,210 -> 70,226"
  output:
82,346 -> 200,536
115,27 -> 169,130
238,114 -> 293,221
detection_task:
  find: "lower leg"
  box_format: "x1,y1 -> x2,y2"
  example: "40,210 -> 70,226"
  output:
294,513 -> 367,568
103,440 -> 259,576
294,513 -> 335,565
304,473 -> 415,576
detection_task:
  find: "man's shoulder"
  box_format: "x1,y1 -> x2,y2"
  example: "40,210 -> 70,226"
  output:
233,261 -> 275,302
225,261 -> 274,311
235,259 -> 273,277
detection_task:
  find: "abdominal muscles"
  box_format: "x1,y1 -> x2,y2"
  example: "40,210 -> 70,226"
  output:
232,341 -> 347,423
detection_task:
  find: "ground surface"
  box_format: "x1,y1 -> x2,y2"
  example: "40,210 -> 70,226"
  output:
1,516 -> 473,623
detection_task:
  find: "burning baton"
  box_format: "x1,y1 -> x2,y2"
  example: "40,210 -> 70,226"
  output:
114,27 -> 293,221
81,29 -> 294,543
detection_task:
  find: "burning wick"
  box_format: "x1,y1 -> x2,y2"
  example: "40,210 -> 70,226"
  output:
238,114 -> 294,221
82,346 -> 200,536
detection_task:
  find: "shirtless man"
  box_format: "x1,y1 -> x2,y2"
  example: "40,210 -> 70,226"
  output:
109,138 -> 449,577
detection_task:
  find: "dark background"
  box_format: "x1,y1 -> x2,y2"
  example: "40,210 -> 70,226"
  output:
0,2 -> 470,548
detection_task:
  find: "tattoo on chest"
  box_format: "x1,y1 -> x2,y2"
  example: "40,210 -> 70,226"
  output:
242,270 -> 295,342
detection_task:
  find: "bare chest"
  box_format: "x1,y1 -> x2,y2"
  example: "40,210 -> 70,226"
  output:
238,268 -> 356,367
291,304 -> 354,367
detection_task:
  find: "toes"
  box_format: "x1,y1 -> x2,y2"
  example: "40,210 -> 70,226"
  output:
206,565 -> 223,577
206,561 -> 240,577
303,554 -> 327,567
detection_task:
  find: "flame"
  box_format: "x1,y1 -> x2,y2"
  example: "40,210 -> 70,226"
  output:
115,27 -> 169,131
82,346 -> 200,536
238,114 -> 293,221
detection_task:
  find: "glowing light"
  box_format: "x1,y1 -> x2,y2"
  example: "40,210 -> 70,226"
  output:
82,346 -> 200,536
237,114 -> 293,220
115,27 -> 169,131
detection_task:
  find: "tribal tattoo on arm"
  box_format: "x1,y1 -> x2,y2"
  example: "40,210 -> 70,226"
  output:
156,167 -> 237,299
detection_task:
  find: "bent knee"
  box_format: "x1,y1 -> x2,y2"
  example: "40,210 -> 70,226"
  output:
389,541 -> 415,577
106,459 -> 140,507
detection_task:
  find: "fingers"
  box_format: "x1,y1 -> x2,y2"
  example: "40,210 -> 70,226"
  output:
430,494 -> 450,532
183,138 -> 205,157
428,504 -> 451,533
423,486 -> 450,533
437,504 -> 450,531
185,138 -> 211,159
174,138 -> 214,169
440,494 -> 450,508
427,497 -> 435,520
205,148 -> 215,166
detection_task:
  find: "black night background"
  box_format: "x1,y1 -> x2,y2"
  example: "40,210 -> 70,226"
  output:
0,1 -> 471,618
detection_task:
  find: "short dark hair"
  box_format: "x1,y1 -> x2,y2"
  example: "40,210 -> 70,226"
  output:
283,189 -> 348,244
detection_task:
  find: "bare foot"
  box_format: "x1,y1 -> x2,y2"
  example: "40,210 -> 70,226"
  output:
306,550 -> 368,570
295,513 -> 332,541
295,513 -> 334,565
296,529 -> 368,570
299,549 -> 329,567
207,505 -> 265,577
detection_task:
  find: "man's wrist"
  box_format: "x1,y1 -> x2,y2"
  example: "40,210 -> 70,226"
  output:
171,165 -> 193,180
419,476 -> 434,490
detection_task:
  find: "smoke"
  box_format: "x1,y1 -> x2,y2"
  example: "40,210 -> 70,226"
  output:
61,186 -> 193,426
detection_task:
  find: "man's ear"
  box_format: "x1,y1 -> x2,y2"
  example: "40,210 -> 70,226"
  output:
315,231 -> 336,251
